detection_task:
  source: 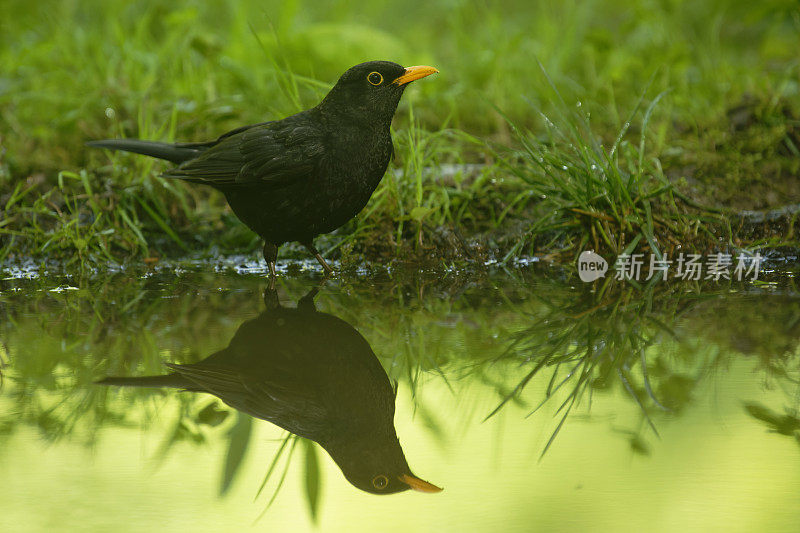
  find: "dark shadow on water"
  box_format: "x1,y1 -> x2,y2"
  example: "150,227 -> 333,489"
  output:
96,286 -> 442,518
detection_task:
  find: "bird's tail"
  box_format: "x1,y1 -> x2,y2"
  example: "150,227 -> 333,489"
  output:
86,139 -> 207,164
95,373 -> 193,389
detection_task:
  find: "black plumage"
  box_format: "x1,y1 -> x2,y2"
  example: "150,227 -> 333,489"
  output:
97,288 -> 441,495
88,61 -> 438,276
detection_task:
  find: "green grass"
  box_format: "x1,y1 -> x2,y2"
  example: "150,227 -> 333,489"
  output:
1,0 -> 798,268
491,68 -> 731,261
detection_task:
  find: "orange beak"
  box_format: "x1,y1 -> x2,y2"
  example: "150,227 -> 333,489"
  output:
393,65 -> 439,86
398,473 -> 443,493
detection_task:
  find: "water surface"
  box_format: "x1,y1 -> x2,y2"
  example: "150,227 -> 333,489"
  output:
1,263 -> 799,532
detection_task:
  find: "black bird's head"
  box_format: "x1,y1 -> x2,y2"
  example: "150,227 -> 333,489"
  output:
318,61 -> 438,126
329,437 -> 443,495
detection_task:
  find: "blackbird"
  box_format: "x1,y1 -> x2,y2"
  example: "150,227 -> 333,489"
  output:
88,61 -> 438,276
97,287 -> 442,495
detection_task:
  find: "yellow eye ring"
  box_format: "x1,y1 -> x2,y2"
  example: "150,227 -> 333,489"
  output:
367,72 -> 383,86
372,475 -> 388,489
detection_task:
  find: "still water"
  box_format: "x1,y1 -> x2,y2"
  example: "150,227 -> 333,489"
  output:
1,263 -> 799,532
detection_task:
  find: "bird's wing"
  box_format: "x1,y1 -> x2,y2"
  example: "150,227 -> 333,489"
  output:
165,363 -> 327,433
173,121 -> 274,150
163,116 -> 325,188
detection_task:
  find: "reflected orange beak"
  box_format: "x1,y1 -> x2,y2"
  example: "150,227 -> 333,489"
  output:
398,473 -> 443,493
393,65 -> 439,86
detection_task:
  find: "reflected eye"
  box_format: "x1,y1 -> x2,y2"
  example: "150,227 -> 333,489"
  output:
367,72 -> 383,86
372,475 -> 388,489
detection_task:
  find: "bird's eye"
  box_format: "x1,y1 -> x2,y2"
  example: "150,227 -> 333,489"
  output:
372,475 -> 389,489
367,72 -> 383,86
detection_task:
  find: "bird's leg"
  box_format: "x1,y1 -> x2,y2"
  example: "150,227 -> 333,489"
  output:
302,242 -> 334,275
263,242 -> 279,281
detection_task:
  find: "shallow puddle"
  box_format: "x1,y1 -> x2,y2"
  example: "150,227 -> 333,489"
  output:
1,263 -> 799,532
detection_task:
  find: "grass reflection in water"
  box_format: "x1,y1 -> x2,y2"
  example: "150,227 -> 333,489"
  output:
0,265 -> 798,525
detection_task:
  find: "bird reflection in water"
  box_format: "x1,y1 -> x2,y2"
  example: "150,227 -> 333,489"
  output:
98,287 -> 441,495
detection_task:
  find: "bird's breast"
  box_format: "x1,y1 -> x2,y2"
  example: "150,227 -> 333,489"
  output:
225,126 -> 393,244
314,129 -> 392,218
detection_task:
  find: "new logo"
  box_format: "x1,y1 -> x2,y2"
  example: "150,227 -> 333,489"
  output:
577,251 -> 608,282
